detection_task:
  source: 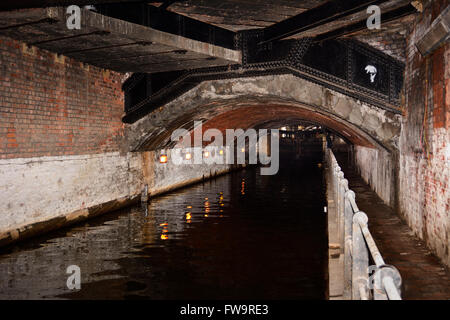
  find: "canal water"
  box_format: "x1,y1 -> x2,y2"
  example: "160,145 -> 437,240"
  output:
0,150 -> 328,299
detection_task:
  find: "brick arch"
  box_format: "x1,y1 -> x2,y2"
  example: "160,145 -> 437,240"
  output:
125,75 -> 401,152
198,105 -> 377,148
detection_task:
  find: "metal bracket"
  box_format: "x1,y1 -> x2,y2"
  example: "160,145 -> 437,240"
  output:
374,264 -> 402,299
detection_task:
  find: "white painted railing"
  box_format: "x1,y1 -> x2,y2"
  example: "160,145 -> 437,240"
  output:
326,148 -> 402,300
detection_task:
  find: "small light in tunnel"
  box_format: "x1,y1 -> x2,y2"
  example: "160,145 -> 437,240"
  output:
205,199 -> 210,214
159,154 -> 168,163
161,234 -> 168,240
186,212 -> 192,220
317,163 -> 322,168
241,148 -> 245,153
185,152 -> 192,160
204,151 -> 210,158
219,149 -> 224,155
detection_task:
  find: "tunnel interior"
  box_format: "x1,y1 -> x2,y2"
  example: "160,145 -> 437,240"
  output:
0,118 -> 340,300
134,100 -> 381,153
0,0 -> 449,303
0,109 -> 357,299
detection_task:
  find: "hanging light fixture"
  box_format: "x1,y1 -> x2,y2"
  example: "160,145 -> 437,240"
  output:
159,154 -> 168,163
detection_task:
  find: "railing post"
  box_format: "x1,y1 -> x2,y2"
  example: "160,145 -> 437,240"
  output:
373,265 -> 402,300
327,148 -> 402,300
352,211 -> 369,300
335,171 -> 345,252
334,165 -> 340,198
343,189 -> 354,299
338,176 -> 347,253
333,165 -> 341,244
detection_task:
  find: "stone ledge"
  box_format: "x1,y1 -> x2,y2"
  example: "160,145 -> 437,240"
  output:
0,194 -> 140,248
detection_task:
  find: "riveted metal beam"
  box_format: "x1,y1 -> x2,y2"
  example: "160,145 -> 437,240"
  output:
260,0 -> 390,44
0,1 -> 139,11
30,30 -> 110,46
122,38 -> 405,124
314,4 -> 417,42
95,3 -> 238,51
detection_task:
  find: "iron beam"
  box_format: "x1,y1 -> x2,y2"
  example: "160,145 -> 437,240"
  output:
0,1 -> 140,11
314,4 -> 417,42
95,3 -> 237,51
260,0 -> 390,44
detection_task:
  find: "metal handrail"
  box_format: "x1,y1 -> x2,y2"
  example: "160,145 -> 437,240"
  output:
326,148 -> 402,300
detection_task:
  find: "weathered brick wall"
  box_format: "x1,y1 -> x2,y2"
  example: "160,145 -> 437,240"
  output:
398,0 -> 450,267
353,15 -> 414,63
0,36 -> 124,160
0,152 -> 144,237
0,36 -> 240,246
354,146 -> 396,207
0,36 -> 140,243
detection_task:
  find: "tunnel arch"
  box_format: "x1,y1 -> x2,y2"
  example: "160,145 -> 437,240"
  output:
124,74 -> 401,153
252,118 -> 354,147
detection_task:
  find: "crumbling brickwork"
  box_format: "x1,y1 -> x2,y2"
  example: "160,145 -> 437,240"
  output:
399,0 -> 449,267
0,36 -> 140,244
0,36 -> 124,160
353,15 -> 415,63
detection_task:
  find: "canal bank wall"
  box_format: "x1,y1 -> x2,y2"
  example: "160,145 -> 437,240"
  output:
0,36 -> 133,247
353,146 -> 397,208
0,149 -> 236,247
0,36 -> 238,247
324,152 -> 345,300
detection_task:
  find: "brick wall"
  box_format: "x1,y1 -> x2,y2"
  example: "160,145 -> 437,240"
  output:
0,36 -> 124,160
398,0 -> 449,267
354,146 -> 396,207
353,15 -> 413,63
0,36 -> 139,243
0,36 -> 240,246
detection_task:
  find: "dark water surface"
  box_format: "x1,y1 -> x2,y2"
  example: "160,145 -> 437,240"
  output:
0,156 -> 327,300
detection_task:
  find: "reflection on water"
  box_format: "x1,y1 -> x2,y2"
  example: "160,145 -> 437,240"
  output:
0,154 -> 327,300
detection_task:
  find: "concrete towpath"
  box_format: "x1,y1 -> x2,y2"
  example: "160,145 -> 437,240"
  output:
336,152 -> 450,300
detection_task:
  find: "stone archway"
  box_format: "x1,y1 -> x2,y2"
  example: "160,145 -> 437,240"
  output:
124,74 -> 402,153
